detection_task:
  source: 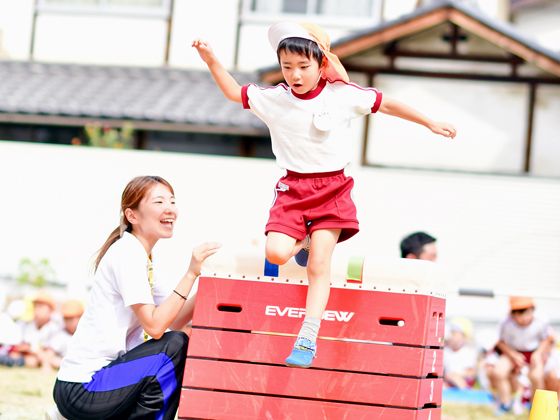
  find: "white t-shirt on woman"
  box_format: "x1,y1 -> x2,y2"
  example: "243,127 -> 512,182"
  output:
57,232 -> 173,383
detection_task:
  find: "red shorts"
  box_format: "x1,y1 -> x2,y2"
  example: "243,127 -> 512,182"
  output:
265,169 -> 359,243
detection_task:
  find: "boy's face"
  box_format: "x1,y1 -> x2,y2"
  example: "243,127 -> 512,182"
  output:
512,307 -> 534,327
279,50 -> 324,95
64,316 -> 81,335
33,301 -> 53,327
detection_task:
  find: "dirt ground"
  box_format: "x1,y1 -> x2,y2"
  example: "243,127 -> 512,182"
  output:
0,366 -> 530,420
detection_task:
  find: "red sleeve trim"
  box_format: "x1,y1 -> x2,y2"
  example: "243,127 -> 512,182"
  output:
371,91 -> 382,114
241,85 -> 250,109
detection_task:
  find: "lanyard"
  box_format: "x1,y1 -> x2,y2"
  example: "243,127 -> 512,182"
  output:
143,257 -> 154,342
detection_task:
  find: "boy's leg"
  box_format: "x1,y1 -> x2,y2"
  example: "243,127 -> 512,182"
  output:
286,229 -> 340,368
265,232 -> 305,265
305,229 -> 340,318
492,355 -> 515,405
528,353 -> 545,400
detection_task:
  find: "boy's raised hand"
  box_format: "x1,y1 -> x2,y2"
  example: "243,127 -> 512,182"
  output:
430,121 -> 457,139
192,38 -> 216,64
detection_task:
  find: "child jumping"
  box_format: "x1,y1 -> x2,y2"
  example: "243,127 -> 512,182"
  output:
193,22 -> 456,368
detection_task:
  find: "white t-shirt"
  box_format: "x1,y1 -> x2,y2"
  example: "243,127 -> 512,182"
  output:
498,312 -> 550,352
58,232 -> 174,383
17,317 -> 62,353
242,78 -> 381,173
444,344 -> 477,375
48,329 -> 72,358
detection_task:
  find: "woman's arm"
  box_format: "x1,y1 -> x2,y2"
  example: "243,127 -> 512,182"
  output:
132,242 -> 221,339
192,38 -> 242,104
168,293 -> 196,331
378,96 -> 457,139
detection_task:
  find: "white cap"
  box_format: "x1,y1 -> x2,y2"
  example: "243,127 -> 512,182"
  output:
268,21 -> 315,51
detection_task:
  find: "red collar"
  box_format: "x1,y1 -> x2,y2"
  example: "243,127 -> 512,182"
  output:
291,77 -> 326,100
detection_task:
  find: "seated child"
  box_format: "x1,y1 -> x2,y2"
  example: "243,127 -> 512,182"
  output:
486,296 -> 551,415
444,317 -> 477,389
41,299 -> 84,372
9,292 -> 62,368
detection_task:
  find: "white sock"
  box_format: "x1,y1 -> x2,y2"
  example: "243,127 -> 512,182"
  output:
298,316 -> 321,342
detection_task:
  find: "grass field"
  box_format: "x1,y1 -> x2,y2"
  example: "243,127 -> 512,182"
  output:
0,366 -> 531,420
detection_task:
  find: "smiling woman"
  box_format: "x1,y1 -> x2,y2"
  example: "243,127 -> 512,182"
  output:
46,175 -> 221,420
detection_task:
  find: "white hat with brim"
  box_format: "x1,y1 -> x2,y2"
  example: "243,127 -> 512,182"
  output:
268,21 -> 315,51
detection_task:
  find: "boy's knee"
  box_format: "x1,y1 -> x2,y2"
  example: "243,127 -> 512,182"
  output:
265,247 -> 291,265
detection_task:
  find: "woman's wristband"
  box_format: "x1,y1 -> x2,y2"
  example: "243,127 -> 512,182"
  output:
173,289 -> 187,300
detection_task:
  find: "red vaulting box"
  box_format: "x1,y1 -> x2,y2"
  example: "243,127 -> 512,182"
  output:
179,255 -> 446,420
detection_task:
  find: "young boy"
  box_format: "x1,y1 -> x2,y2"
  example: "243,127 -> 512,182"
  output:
193,22 -> 456,368
487,297 -> 551,414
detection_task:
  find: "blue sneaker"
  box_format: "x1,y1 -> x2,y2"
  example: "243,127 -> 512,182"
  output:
285,337 -> 317,368
294,248 -> 309,267
294,236 -> 310,267
493,403 -> 511,417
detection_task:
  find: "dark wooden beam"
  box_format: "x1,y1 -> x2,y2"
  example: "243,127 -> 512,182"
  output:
524,82 -> 537,173
0,113 -> 270,136
381,50 -> 521,63
450,23 -> 459,55
164,0 -> 175,66
343,64 -> 560,84
362,73 -> 375,166
449,9 -> 560,77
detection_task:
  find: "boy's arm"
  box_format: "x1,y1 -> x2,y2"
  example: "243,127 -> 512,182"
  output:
378,96 -> 457,139
192,38 -> 242,104
495,340 -> 527,368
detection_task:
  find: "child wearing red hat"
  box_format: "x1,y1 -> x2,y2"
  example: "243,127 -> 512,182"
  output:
193,22 -> 456,368
487,296 -> 552,415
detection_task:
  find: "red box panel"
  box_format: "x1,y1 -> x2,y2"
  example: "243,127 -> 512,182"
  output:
179,389 -> 441,420
187,328 -> 444,377
183,359 -> 443,408
193,277 -> 445,347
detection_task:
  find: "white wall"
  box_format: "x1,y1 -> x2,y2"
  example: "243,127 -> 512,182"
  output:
0,0 -> 35,60
367,75 -> 529,174
514,1 -> 560,53
1,141 -> 559,322
531,85 -> 560,177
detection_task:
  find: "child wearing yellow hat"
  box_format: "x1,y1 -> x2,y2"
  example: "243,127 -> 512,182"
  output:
487,296 -> 552,415
193,22 -> 456,368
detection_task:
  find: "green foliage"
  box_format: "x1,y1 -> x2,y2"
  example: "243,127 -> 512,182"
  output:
83,121 -> 134,149
16,258 -> 56,288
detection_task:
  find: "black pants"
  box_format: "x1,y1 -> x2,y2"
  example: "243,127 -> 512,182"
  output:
54,330 -> 188,420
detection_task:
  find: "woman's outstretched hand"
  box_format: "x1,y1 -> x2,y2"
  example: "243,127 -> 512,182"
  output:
187,242 -> 222,277
430,121 -> 457,139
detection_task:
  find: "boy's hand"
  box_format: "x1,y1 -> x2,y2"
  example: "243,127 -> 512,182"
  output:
510,351 -> 528,369
192,38 -> 216,65
430,121 -> 457,139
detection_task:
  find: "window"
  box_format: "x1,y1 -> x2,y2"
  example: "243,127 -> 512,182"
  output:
243,0 -> 381,26
37,0 -> 171,18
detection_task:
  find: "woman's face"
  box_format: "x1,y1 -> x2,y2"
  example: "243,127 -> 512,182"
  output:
128,183 -> 178,241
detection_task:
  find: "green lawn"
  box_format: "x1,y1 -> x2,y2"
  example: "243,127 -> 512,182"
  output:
0,366 -> 531,419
